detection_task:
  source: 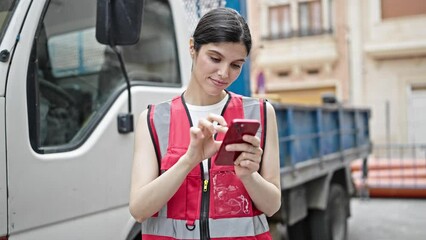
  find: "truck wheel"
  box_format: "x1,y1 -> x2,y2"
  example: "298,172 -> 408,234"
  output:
287,217 -> 310,240
269,222 -> 289,240
308,184 -> 348,240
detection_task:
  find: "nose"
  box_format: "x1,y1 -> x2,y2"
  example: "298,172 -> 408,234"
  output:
217,64 -> 229,79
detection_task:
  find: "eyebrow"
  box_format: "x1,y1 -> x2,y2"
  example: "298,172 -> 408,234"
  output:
207,49 -> 246,63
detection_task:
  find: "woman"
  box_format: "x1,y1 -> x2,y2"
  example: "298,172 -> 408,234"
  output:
130,8 -> 281,239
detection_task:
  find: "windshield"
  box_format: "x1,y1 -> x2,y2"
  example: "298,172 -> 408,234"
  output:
27,0 -> 181,151
0,0 -> 18,43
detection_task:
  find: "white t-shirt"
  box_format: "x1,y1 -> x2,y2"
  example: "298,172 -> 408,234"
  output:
186,94 -> 229,179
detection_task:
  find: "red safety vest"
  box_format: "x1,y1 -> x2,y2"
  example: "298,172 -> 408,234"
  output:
144,92 -> 271,239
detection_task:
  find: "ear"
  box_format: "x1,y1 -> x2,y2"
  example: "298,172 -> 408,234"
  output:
189,38 -> 195,57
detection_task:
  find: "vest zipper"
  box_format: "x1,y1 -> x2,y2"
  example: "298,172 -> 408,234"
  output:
200,164 -> 210,239
203,179 -> 209,192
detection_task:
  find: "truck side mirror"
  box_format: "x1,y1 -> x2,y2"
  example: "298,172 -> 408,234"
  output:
96,0 -> 144,46
95,0 -> 145,134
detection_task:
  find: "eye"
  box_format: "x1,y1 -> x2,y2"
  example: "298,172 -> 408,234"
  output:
210,57 -> 220,63
231,63 -> 242,69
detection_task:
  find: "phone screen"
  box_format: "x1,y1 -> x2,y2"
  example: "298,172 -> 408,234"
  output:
215,119 -> 260,166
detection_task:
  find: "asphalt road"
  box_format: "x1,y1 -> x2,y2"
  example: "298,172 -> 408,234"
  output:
348,197 -> 426,240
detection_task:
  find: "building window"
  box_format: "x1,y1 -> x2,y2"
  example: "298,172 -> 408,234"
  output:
265,0 -> 332,40
269,5 -> 292,39
299,0 -> 322,36
381,0 -> 426,19
329,0 -> 334,32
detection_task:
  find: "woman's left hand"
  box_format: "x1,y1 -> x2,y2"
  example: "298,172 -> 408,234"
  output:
225,134 -> 263,178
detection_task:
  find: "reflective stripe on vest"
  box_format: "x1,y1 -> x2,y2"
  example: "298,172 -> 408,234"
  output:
145,92 -> 270,239
142,214 -> 269,239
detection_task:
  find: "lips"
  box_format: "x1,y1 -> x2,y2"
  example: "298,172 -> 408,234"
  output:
210,77 -> 228,87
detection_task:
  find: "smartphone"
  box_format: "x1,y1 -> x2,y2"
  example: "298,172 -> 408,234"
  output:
215,119 -> 260,166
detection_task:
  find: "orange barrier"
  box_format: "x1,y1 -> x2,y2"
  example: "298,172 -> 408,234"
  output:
368,188 -> 426,198
351,158 -> 426,198
352,167 -> 426,179
354,178 -> 426,198
351,158 -> 426,171
354,177 -> 426,186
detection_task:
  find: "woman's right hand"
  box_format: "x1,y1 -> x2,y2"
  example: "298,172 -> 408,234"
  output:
183,114 -> 228,167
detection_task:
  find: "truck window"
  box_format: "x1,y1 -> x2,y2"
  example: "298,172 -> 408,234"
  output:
0,0 -> 18,43
27,0 -> 180,153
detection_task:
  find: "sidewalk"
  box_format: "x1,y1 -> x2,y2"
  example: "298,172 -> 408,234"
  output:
349,198 -> 426,240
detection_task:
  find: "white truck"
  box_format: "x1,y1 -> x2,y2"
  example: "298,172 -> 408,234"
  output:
0,0 -> 191,239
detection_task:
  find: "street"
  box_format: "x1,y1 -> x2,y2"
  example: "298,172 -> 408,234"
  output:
348,197 -> 426,240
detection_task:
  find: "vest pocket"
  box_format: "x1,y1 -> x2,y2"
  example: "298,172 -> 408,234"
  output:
160,147 -> 187,219
210,169 -> 253,219
160,147 -> 201,221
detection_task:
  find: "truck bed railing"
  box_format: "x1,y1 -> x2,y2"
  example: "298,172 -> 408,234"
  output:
273,104 -> 371,167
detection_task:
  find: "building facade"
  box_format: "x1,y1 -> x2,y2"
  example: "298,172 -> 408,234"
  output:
248,0 -> 426,145
248,0 -> 350,105
350,0 -> 426,145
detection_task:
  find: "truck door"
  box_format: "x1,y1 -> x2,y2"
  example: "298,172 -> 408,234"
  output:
0,99 -> 6,239
1,1 -> 30,239
5,0 -> 189,239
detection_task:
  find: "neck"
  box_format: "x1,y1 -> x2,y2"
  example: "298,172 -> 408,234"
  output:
183,89 -> 227,106
184,87 -> 227,106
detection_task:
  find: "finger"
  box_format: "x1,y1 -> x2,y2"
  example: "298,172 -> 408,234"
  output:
226,143 -> 263,155
206,113 -> 228,127
190,127 -> 204,140
234,152 -> 260,166
242,134 -> 260,147
250,145 -> 263,155
236,159 -> 260,172
198,119 -> 216,135
213,122 -> 228,134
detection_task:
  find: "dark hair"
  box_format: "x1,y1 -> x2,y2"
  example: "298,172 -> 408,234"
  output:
192,8 -> 252,55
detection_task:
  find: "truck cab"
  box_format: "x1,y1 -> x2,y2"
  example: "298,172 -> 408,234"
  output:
0,0 -> 190,239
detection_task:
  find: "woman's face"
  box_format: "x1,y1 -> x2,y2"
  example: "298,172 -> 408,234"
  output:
190,41 -> 247,97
